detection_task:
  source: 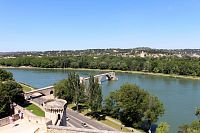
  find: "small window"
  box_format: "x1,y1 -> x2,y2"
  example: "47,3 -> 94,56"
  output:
58,114 -> 60,120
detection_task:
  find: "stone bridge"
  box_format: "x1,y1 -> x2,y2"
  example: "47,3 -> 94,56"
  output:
24,72 -> 117,99
24,86 -> 54,99
80,72 -> 118,84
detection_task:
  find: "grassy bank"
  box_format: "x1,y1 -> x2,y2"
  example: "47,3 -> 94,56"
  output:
1,66 -> 200,80
23,103 -> 45,117
19,83 -> 34,92
100,119 -> 131,132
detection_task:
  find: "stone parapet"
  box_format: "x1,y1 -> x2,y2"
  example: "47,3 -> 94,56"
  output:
47,125 -> 126,133
0,114 -> 19,127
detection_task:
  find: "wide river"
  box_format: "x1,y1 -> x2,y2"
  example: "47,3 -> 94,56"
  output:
5,68 -> 200,133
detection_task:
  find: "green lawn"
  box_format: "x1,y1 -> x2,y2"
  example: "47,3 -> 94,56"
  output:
20,83 -> 34,92
24,103 -> 45,117
67,103 -> 75,109
100,119 -> 131,132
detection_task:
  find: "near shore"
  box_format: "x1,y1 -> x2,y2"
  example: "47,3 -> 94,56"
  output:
1,65 -> 200,80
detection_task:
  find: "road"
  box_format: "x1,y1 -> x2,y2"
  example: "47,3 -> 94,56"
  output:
31,95 -> 115,131
66,108 -> 115,131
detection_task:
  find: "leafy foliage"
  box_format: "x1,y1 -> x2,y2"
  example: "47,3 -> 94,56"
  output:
103,83 -> 164,129
54,79 -> 74,102
156,122 -> 169,133
54,73 -> 103,112
0,69 -> 24,118
178,121 -> 200,133
87,75 -> 102,112
0,69 -> 13,81
54,72 -> 85,111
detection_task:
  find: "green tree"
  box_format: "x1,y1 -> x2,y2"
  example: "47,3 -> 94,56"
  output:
0,69 -> 13,81
144,95 -> 165,126
104,83 -> 164,129
87,75 -> 102,112
156,122 -> 169,133
68,72 -> 84,111
54,72 -> 85,111
0,69 -> 24,118
54,79 -> 73,103
179,121 -> 200,133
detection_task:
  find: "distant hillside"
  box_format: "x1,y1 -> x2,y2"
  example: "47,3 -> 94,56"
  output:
0,48 -> 200,58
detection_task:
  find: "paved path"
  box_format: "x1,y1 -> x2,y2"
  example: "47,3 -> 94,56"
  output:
0,119 -> 44,133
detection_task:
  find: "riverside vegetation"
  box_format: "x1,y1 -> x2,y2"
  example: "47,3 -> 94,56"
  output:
0,55 -> 200,77
54,72 -> 164,132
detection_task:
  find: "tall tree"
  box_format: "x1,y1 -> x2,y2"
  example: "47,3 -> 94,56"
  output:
87,75 -> 102,112
68,72 -> 84,111
54,79 -> 73,103
54,72 -> 85,111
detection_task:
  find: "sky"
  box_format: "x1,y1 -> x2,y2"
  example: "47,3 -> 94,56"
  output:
0,0 -> 200,52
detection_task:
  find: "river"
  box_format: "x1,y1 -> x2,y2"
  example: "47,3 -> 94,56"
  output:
5,68 -> 200,133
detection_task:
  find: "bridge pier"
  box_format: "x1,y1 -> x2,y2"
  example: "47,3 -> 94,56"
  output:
80,72 -> 118,84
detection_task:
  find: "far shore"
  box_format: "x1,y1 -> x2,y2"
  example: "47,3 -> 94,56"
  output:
1,65 -> 200,80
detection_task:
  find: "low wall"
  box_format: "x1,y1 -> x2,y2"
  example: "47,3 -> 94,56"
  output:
0,114 -> 19,127
14,103 -> 52,126
47,125 -> 125,133
26,115 -> 52,126
0,117 -> 10,127
14,103 -> 35,118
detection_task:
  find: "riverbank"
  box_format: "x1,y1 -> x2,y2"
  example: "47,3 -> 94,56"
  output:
19,82 -> 35,92
1,65 -> 200,80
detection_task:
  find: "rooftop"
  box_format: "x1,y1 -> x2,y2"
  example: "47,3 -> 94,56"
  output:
44,99 -> 67,109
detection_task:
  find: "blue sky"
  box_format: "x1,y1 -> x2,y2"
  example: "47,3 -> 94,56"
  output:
0,0 -> 200,51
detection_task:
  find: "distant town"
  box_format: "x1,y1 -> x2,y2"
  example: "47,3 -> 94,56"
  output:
1,47 -> 200,58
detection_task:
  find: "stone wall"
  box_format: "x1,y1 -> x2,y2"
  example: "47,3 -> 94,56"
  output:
47,125 -> 125,133
26,115 -> 52,126
0,117 -> 9,127
0,114 -> 19,127
14,103 -> 52,126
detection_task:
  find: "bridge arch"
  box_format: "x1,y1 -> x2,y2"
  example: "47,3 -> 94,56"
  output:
24,86 -> 54,99
50,90 -> 54,95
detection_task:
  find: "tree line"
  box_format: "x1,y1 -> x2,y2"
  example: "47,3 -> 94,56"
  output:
1,55 -> 200,76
